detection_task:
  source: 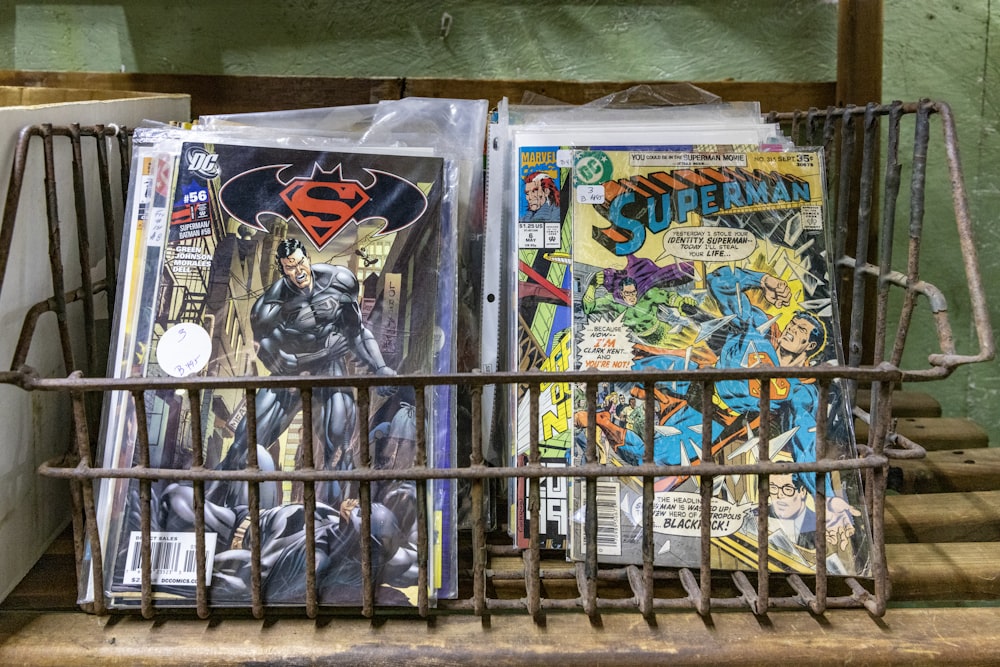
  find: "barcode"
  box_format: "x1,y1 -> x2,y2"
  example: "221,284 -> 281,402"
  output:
122,531 -> 217,586
595,480 -> 622,556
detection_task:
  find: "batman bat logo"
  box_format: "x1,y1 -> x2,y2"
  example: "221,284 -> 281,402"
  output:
218,163 -> 428,250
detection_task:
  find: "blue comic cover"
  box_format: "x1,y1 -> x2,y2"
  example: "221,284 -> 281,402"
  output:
568,149 -> 873,577
91,134 -> 455,608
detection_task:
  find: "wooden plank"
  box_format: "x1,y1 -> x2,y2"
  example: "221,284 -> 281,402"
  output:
836,0 -> 883,107
886,542 -> 1000,601
888,447 -> 1000,494
855,389 -> 942,418
856,417 -> 989,451
0,70 -> 402,117
0,70 -> 836,119
2,607 -> 1000,666
884,490 -> 1000,543
485,541 -> 1000,604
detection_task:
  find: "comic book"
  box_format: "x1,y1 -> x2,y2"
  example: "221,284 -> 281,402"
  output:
87,145 -> 178,595
89,133 -> 455,608
509,124 -> 782,551
568,148 -> 873,577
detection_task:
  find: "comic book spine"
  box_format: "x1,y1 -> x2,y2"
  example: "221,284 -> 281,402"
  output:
85,147 -> 178,605
513,145 -> 573,550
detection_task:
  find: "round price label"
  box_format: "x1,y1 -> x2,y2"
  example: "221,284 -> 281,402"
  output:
157,322 -> 212,378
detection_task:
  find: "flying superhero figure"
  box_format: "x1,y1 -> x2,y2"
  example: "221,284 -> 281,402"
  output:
597,264 -> 858,539
208,237 -> 395,510
611,266 -> 819,468
581,255 -> 701,354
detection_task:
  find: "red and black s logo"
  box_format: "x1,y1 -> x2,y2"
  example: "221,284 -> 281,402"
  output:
219,163 -> 428,250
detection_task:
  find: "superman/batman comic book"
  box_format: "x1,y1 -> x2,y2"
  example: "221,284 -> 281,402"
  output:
88,133 -> 456,608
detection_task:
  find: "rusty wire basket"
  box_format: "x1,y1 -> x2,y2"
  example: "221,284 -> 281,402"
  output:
0,100 -> 993,620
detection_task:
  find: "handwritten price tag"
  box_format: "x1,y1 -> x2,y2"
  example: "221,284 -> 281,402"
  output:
576,185 -> 605,205
157,322 -> 212,378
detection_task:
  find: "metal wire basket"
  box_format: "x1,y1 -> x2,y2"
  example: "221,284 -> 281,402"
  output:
0,100 -> 993,619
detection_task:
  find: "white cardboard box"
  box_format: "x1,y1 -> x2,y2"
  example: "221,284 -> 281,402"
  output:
0,87 -> 191,603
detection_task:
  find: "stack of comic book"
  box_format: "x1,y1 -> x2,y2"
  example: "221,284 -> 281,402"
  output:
84,98 -> 486,610
486,98 -> 872,577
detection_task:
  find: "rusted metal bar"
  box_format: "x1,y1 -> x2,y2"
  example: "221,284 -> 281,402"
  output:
812,380 -> 830,614
933,101 -> 997,368
873,101 -> 904,367
891,101 -> 931,368
805,107 -> 821,145
14,362 -> 912,393
357,385 -> 374,618
66,124 -> 99,378
639,378 -> 655,617
245,387 -> 264,620
526,380 -> 541,619
580,381 -> 598,617
38,451 -> 890,485
92,124 -> 119,312
697,380 -> 714,616
414,386 -> 429,617
469,382 -> 487,616
186,387 -> 210,619
846,104 -> 879,373
0,126 -> 38,297
754,380 -> 771,615
133,390 -> 154,620
301,386 -> 318,618
41,127 -> 77,376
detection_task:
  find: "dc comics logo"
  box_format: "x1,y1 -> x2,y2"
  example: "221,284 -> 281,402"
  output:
574,151 -> 613,186
184,146 -> 220,180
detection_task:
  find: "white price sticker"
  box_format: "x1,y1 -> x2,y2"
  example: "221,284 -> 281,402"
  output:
576,185 -> 606,205
157,322 -> 212,378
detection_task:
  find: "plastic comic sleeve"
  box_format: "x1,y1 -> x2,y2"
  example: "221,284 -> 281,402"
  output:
93,135 -> 454,610
567,148 -> 873,578
508,123 -> 776,551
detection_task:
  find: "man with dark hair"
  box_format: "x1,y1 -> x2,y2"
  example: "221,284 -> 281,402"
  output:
768,472 -> 817,551
209,238 -> 394,509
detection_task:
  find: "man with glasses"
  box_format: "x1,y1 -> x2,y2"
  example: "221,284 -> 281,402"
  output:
768,473 -> 817,551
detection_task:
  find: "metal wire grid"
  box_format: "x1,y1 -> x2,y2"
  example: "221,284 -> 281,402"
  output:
0,100 -> 993,620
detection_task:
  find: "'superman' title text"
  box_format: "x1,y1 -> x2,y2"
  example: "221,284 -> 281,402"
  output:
597,167 -> 811,256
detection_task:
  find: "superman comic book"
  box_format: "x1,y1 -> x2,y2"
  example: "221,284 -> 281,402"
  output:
567,149 -> 873,577
509,127 -> 779,551
88,132 -> 455,608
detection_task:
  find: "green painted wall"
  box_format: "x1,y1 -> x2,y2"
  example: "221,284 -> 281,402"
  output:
4,1 -> 998,444
5,1 -> 837,81
882,0 -> 1000,445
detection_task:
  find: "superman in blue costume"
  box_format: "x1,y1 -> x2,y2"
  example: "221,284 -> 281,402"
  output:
615,266 -> 826,493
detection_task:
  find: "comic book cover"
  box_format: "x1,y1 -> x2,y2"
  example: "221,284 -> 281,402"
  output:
93,136 -> 454,608
568,149 -> 873,577
510,130 -> 778,551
